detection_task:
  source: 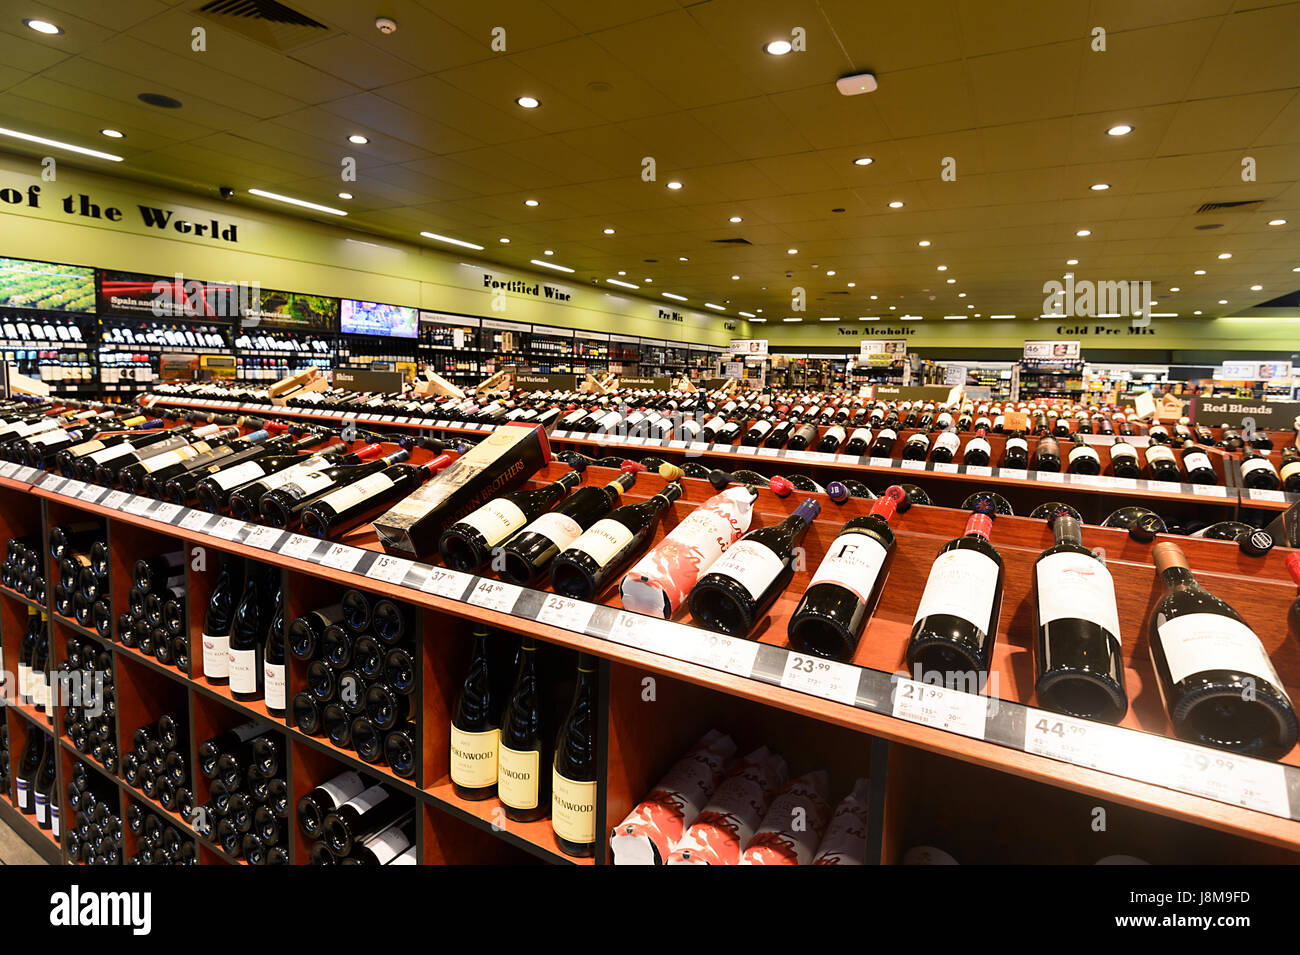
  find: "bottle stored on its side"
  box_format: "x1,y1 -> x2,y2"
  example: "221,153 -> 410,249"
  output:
1033,435 -> 1062,472
1181,444 -> 1217,485
1240,450 -> 1281,490
1109,437 -> 1141,479
438,471 -> 582,573
1002,432 -> 1029,470
552,655 -> 598,857
1145,443 -> 1181,483
1066,434 -> 1101,475
299,453 -> 450,539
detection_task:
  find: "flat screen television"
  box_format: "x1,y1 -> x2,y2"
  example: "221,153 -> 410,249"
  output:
340,299 -> 418,338
0,257 -> 95,312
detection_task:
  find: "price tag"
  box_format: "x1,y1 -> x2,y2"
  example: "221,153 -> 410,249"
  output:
1023,709 -> 1110,771
395,417 -> 411,424
624,436 -> 646,446
965,465 -> 992,477
244,525 -> 285,551
78,484 -> 106,503
1191,484 -> 1229,497
550,430 -> 569,439
320,543 -> 365,573
780,653 -> 860,706
367,554 -> 414,586
379,415 -> 396,422
786,450 -> 813,462
280,534 -> 320,561
756,447 -> 779,457
152,502 -> 183,524
835,454 -> 859,465
1247,488 -> 1287,503
61,479 -> 87,498
213,517 -> 248,540
124,496 -> 154,516
179,510 -> 212,532
1038,471 -> 1065,483
1156,741 -> 1290,817
467,578 -> 522,614
1111,476 -> 1139,490
868,457 -> 893,469
40,475 -> 67,493
0,462 -> 16,478
537,594 -> 597,634
735,445 -> 757,455
891,678 -> 988,739
14,466 -> 39,483
667,440 -> 688,449
901,459 -> 926,471
688,441 -> 711,454
933,462 -> 958,474
1001,467 -> 1028,479
434,420 -> 450,428
421,566 -> 472,600
679,631 -> 760,678
101,490 -> 130,510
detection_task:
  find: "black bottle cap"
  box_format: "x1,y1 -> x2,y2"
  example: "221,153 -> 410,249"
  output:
1240,529 -> 1274,557
707,469 -> 732,490
1129,513 -> 1164,542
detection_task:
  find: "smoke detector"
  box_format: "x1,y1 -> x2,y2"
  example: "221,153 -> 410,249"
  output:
375,16 -> 397,34
836,72 -> 877,95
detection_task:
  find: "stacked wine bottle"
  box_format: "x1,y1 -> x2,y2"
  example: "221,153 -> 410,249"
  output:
65,760 -> 122,865
1,534 -> 45,601
13,725 -> 59,835
193,721 -> 288,863
0,723 -> 9,795
288,590 -> 417,778
118,547 -> 188,672
126,800 -> 197,865
16,606 -> 52,722
50,520 -> 110,639
121,713 -> 193,820
61,634 -> 118,773
198,554 -> 286,714
297,773 -> 416,865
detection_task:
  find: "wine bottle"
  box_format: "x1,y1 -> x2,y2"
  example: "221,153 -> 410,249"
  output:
962,429 -> 991,468
1066,434 -> 1101,475
226,444 -> 381,520
1033,435 -> 1062,472
498,472 -> 637,586
1240,450 -> 1280,490
131,429 -> 244,495
322,784 -> 407,856
1148,542 -> 1297,759
843,427 -> 872,456
906,501 -> 1004,681
787,422 -> 819,452
788,487 -> 905,661
259,449 -> 410,529
14,726 -> 43,813
34,737 -> 57,831
264,582 -> 286,717
438,471 -> 584,573
299,453 -> 451,539
450,625 -> 500,801
1181,444 -> 1216,485
552,654 -> 598,857
1109,437 -> 1141,478
929,430 -> 959,464
550,482 -> 683,601
1002,432 -> 1029,469
194,436 -> 343,512
1032,510 -> 1127,723
1281,448 -> 1300,492
201,554 -> 242,685
229,563 -> 274,702
817,425 -> 846,454
498,637 -> 547,822
901,432 -> 930,461
689,498 -> 821,638
1145,443 -> 1181,482
868,427 -> 897,458
295,769 -> 367,840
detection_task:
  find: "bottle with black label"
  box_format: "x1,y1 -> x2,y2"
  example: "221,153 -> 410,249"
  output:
788,487 -> 904,661
1109,437 -> 1141,479
552,654 -> 598,857
201,554 -> 242,685
1066,434 -> 1101,475
1032,510 -> 1127,723
1148,542 -> 1296,759
1002,432 -> 1029,469
438,471 -> 582,573
787,422 -> 820,452
498,637 -> 547,822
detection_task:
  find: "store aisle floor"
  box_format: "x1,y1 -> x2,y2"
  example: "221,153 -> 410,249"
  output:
0,818 -> 47,864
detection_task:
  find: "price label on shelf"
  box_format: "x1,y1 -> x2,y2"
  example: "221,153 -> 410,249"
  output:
550,430 -> 569,439
213,517 -> 248,541
279,534 -> 320,561
1001,467 -> 1028,479
779,653 -> 860,706
78,485 -> 107,504
836,454 -> 860,465
901,459 -> 926,471
666,440 -> 688,449
0,461 -> 16,478
320,543 -> 365,573
100,490 -> 130,510
367,554 -> 414,586
60,479 -> 88,499
756,447 -> 779,457
151,502 -> 183,524
1154,741 -> 1290,817
39,475 -> 67,493
735,445 -> 757,455
421,567 -> 472,600
1246,488 -> 1288,504
179,510 -> 212,532
243,525 -> 285,551
868,457 -> 893,469
891,678 -> 988,740
965,465 -> 992,477
1038,471 -> 1065,483
123,496 -> 154,516
688,441 -> 711,454
467,579 -> 522,614
785,450 -> 813,463
434,420 -> 450,428
933,462 -> 958,474
1088,475 -> 1117,489
537,594 -> 597,634
679,631 -> 759,678
1191,484 -> 1229,497
1023,709 -> 1110,771
624,436 -> 647,446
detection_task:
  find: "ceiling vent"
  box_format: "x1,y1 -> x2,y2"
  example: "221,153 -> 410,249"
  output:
1195,200 -> 1263,214
195,0 -> 332,51
711,237 -> 752,245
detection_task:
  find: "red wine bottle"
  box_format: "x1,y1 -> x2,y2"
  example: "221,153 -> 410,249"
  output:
498,637 -> 546,822
229,563 -> 275,702
194,434 -> 341,512
227,443 -> 381,520
299,453 -> 451,539
551,654 -> 597,857
788,486 -> 905,661
438,471 -> 583,572
118,427 -> 237,492
259,449 -> 410,529
450,625 -> 499,800
158,431 -> 296,504
200,554 -> 243,685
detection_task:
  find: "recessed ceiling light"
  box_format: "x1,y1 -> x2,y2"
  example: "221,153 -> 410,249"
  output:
991,314 -> 1016,319
643,278 -> 652,283
1251,284 -> 1263,290
936,265 -> 947,271
1268,218 -> 1287,226
918,240 -> 931,247
1169,287 -> 1179,292
543,250 -> 554,255
516,96 -> 540,109
860,316 -> 879,321
348,134 -> 369,144
782,317 -> 801,322
738,311 -> 755,318
662,292 -> 687,302
765,39 -> 792,55
1194,310 -> 1202,315
499,237 -> 510,243
1218,252 -> 1232,259
705,303 -> 725,311
957,292 -> 966,297
1090,183 -> 1110,191
852,157 -> 874,166
826,270 -> 836,276
100,128 -> 125,139
420,231 -> 483,250
1195,269 -> 1206,275
728,215 -> 742,223
888,200 -> 904,208
0,126 -> 123,162
731,274 -> 740,280
1218,299 -> 1228,304
819,316 -> 840,322
337,192 -> 352,200
666,181 -> 683,190
1107,124 -> 1133,136
678,256 -> 688,262
848,282 -> 857,288
606,278 -> 639,289
786,249 -> 797,255
23,18 -> 62,35
889,305 -> 896,310
248,188 -> 346,216
1066,259 -> 1078,265
603,227 -> 615,234
869,294 -> 876,299
617,270 -> 626,276
524,199 -> 539,207
531,258 -> 574,273
1075,229 -> 1091,237
946,279 -> 956,284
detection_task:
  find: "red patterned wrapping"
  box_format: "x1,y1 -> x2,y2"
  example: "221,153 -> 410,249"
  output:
740,771 -> 832,865
608,730 -> 737,865
619,486 -> 757,618
812,777 -> 871,865
665,747 -> 788,865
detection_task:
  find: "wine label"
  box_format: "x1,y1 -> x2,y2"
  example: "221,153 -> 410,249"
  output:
934,431 -> 960,453
498,743 -> 540,810
211,460 -> 267,490
1069,445 -> 1100,463
1183,451 -> 1212,474
1006,436 -> 1028,452
748,420 -> 773,437
319,770 -> 366,807
389,846 -> 417,865
50,803 -> 60,839
257,456 -> 326,491
278,469 -> 337,500
29,428 -> 71,446
913,548 -> 1000,634
228,647 -> 258,693
202,632 -> 230,678
552,770 -> 597,844
1110,443 -> 1137,460
965,437 -> 990,457
87,440 -> 138,464
1281,460 -> 1300,482
1241,457 -> 1278,476
1035,551 -> 1122,639
140,448 -> 185,473
265,662 -> 286,711
450,725 -> 499,788
570,518 -> 635,567
316,472 -> 396,513
704,539 -> 785,600
1157,612 -> 1288,693
34,792 -> 47,825
344,784 -> 390,817
808,531 -> 889,605
459,499 -> 527,546
525,510 -> 584,552
361,822 -> 411,864
15,778 -> 28,810
1145,445 -> 1176,465
17,662 -> 29,701
876,428 -> 897,442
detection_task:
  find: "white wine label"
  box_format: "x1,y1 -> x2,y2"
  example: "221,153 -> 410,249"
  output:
258,457 -> 326,491
390,847 -> 418,865
228,647 -> 258,693
317,472 -> 396,513
450,725 -> 499,788
202,632 -> 230,679
552,770 -> 597,844
278,469 -> 336,500
934,431 -> 960,453
211,460 -> 266,490
1034,551 -> 1122,640
1110,443 -> 1137,460
1281,461 -> 1300,482
570,518 -> 635,567
808,532 -> 889,605
1157,612 -> 1288,694
264,663 -> 286,711
344,784 -> 390,817
1241,457 -> 1277,476
15,778 -> 28,810
498,744 -> 540,810
1145,445 -> 1175,465
913,548 -> 1000,634
1006,437 -> 1028,452
319,770 -> 366,806
1183,452 -> 1212,473
69,439 -> 107,458
460,498 -> 527,546
362,823 -> 411,864
704,539 -> 785,600
17,662 -> 29,701
965,437 -> 990,457
525,510 -> 584,551
140,448 -> 184,473
34,794 -> 47,825
1069,445 -> 1100,463
29,428 -> 71,446
51,804 -> 60,839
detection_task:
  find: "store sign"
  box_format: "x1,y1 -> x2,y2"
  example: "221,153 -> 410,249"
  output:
1190,398 -> 1300,430
1023,340 -> 1081,360
98,270 -> 252,319
860,339 -> 907,363
0,256 -> 95,312
333,367 -> 405,393
944,364 -> 968,386
873,385 -> 956,402
620,376 -> 671,389
723,361 -> 743,378
0,181 -> 240,243
482,272 -> 573,302
515,373 -> 578,391
729,338 -> 768,357
242,288 -> 339,330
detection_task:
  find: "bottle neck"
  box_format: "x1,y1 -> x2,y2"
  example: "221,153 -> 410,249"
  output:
1052,513 -> 1082,546
1161,565 -> 1198,593
964,512 -> 994,541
